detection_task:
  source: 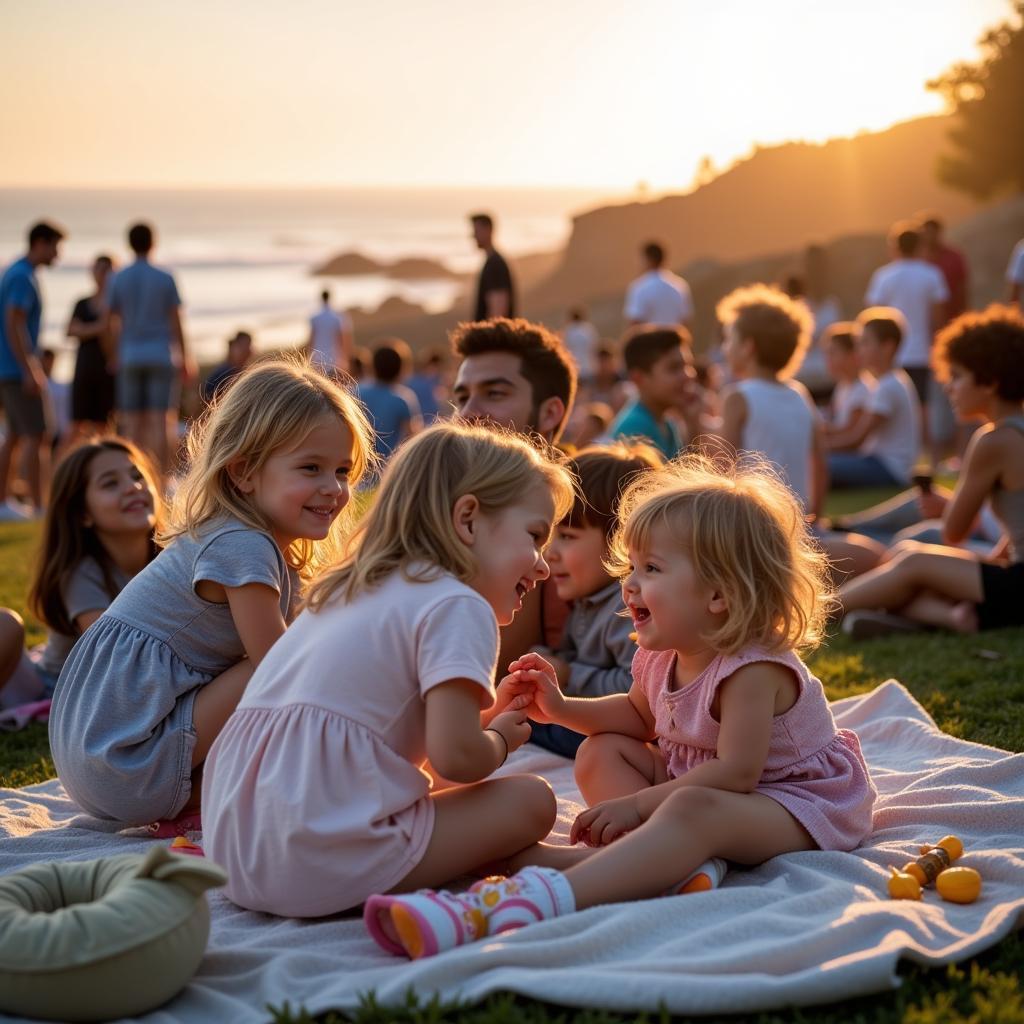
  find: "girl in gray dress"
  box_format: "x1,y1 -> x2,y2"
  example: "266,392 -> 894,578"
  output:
0,437 -> 160,714
48,359 -> 375,831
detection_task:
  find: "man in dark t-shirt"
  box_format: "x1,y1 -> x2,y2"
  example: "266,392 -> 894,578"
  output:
470,212 -> 515,321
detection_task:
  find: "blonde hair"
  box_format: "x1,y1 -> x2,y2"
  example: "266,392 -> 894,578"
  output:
161,357 -> 375,577
716,283 -> 813,378
306,421 -> 576,609
607,452 -> 834,655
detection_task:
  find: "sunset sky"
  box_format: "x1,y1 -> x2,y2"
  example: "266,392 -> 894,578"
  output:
1,0 -> 1011,190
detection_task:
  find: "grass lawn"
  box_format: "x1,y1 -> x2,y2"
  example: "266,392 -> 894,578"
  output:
2,513 -> 1021,1024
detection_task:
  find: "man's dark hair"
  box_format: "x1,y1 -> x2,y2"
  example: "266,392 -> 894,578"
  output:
321,289 -> 330,303
127,222 -> 154,255
372,339 -> 412,384
935,304 -> 1024,402
95,254 -> 114,271
470,212 -> 494,231
822,321 -> 857,353
565,442 -> 663,540
451,317 -> 576,431
890,222 -> 920,258
643,241 -> 665,267
28,221 -> 65,247
621,325 -> 690,374
858,312 -> 904,348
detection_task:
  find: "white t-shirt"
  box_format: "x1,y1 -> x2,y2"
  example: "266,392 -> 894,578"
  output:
1007,240 -> 1024,286
623,270 -> 693,326
830,374 -> 873,430
734,378 -> 819,509
561,320 -> 599,377
309,305 -> 351,370
865,259 -> 949,368
861,369 -> 921,483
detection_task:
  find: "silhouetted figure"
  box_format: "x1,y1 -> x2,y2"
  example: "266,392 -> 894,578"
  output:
67,254 -> 117,442
470,212 -> 515,321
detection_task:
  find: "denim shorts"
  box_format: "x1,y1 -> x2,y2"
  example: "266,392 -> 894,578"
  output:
117,364 -> 180,412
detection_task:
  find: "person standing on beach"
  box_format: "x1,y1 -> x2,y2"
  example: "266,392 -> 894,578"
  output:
107,222 -> 193,478
67,254 -> 117,445
307,289 -> 353,377
623,241 -> 693,329
470,212 -> 515,321
0,220 -> 65,520
1006,237 -> 1024,307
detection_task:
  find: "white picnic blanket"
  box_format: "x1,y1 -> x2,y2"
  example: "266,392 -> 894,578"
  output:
1,680 -> 1022,1022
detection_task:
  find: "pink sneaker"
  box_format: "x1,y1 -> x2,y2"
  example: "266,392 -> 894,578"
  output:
471,866 -> 575,935
147,811 -> 202,839
364,889 -> 488,959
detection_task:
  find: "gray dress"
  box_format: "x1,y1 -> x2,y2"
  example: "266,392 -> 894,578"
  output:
49,518 -> 296,824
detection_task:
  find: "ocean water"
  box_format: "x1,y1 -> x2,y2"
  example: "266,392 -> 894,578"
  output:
0,186 -> 617,378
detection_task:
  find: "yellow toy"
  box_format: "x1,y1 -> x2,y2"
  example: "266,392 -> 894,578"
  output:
902,835 -> 963,886
935,866 -> 982,904
887,867 -> 922,901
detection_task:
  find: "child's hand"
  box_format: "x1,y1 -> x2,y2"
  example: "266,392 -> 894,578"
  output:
491,674 -> 534,718
488,709 -> 532,755
504,652 -> 566,724
570,795 -> 644,847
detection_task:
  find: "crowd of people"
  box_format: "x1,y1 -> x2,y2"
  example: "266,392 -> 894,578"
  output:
0,207 -> 1022,955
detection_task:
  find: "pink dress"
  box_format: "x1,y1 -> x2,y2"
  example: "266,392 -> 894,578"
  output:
633,646 -> 876,851
201,571 -> 499,917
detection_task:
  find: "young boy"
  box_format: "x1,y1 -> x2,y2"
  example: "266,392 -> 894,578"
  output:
717,284 -> 825,517
356,339 -> 422,463
826,308 -> 921,489
530,442 -> 663,758
822,321 -> 874,439
608,326 -> 701,460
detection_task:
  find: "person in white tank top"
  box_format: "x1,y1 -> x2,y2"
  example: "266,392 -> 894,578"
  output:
715,284 -> 825,517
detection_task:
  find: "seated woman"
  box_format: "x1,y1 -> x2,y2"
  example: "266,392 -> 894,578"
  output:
838,305 -> 1024,636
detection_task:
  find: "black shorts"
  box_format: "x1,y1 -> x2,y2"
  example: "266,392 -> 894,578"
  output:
0,380 -> 47,437
904,366 -> 931,405
976,561 -> 1024,631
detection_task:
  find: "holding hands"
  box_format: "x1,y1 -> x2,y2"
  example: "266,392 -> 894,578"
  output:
497,652 -> 567,724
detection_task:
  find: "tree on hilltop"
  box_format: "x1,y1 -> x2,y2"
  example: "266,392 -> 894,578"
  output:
928,0 -> 1024,198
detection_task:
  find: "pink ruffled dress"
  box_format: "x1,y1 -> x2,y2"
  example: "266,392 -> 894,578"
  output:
633,646 -> 876,851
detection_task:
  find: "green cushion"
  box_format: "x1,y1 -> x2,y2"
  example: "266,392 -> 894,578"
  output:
0,846 -> 226,1022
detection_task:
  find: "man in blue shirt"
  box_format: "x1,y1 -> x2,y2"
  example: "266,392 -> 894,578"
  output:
0,221 -> 64,519
107,222 -> 193,477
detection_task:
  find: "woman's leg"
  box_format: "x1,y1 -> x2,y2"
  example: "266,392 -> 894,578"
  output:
564,786 -> 814,911
838,542 -> 984,616
574,732 -> 668,805
390,774 -> 557,892
900,590 -> 979,632
190,660 -> 254,767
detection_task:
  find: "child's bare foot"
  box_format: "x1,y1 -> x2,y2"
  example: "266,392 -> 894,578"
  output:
949,601 -> 979,634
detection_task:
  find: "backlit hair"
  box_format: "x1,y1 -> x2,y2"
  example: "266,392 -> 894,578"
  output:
160,357 -> 375,577
29,437 -> 163,636
716,283 -> 813,378
565,442 -> 663,540
607,452 -> 834,655
933,304 -> 1024,402
305,421 -> 576,609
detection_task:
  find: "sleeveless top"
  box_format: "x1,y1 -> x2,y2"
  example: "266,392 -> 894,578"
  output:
734,379 -> 817,509
990,415 -> 1024,564
632,645 -> 876,851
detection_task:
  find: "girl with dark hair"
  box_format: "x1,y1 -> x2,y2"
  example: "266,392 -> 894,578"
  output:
0,437 -> 161,719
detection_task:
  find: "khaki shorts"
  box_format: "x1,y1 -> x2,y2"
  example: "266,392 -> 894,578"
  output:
0,380 -> 47,437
